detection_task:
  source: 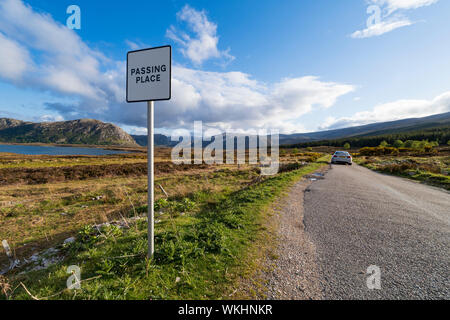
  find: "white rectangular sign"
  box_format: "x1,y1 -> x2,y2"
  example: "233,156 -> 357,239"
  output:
127,45 -> 171,102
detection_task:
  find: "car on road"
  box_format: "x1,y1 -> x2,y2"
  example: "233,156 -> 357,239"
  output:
331,151 -> 352,165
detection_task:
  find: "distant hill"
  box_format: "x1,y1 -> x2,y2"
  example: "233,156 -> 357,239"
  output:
131,112 -> 450,147
10,112 -> 445,148
0,118 -> 26,130
0,118 -> 138,147
131,134 -> 178,147
278,112 -> 450,145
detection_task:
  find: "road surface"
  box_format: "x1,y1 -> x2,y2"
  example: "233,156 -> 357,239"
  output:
303,164 -> 449,299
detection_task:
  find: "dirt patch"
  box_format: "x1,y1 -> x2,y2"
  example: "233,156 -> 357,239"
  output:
263,167 -> 329,300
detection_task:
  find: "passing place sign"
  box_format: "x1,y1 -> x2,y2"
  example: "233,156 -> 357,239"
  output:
126,45 -> 171,102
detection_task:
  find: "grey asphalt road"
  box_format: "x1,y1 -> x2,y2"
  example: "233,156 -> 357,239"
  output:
303,164 -> 450,299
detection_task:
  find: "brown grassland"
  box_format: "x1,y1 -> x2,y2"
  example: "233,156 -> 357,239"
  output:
0,148 -> 251,263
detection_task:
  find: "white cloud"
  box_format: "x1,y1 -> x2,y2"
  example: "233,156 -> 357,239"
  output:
371,0 -> 439,13
319,91 -> 450,130
152,69 -> 354,133
166,5 -> 234,66
0,0 -> 354,134
351,0 -> 439,39
39,114 -> 64,122
351,18 -> 412,38
125,40 -> 141,51
43,66 -> 354,134
0,0 -> 110,101
0,32 -> 32,81
125,40 -> 152,51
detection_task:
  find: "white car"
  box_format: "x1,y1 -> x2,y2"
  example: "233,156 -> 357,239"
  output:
331,151 -> 353,165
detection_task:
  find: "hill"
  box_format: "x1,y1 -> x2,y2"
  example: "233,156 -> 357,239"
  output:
131,134 -> 178,147
131,112 -> 450,147
0,118 -> 139,147
279,112 -> 450,145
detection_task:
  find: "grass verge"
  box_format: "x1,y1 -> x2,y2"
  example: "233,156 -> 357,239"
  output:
354,157 -> 450,190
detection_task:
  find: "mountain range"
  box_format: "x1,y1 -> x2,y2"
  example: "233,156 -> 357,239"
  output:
0,112 -> 448,147
278,112 -> 450,145
132,112 -> 450,147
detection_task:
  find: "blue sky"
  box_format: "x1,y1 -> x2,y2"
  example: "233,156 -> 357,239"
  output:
0,0 -> 449,134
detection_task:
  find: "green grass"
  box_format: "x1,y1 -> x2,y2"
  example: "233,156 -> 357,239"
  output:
355,156 -> 450,190
3,158 -> 328,300
408,171 -> 450,190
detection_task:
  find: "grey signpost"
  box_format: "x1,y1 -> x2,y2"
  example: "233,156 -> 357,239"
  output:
126,46 -> 171,258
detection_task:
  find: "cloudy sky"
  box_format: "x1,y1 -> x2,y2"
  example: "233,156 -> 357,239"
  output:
0,0 -> 449,134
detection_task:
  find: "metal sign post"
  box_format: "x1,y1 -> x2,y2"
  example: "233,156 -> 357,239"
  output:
147,101 -> 154,256
127,46 -> 171,258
